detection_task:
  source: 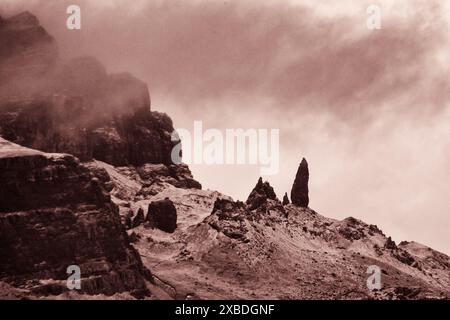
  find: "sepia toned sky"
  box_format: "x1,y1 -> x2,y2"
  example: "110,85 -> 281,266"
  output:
1,0 -> 449,254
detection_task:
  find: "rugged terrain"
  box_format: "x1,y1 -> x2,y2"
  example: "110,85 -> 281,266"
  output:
0,11 -> 176,167
81,160 -> 450,300
0,11 -> 449,300
0,138 -> 153,299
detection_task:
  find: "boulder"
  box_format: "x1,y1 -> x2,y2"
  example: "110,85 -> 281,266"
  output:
146,198 -> 177,233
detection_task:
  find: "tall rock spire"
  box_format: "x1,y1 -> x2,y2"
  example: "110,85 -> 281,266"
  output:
291,158 -> 309,207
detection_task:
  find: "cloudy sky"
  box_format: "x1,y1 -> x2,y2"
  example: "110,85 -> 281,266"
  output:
1,0 -> 449,254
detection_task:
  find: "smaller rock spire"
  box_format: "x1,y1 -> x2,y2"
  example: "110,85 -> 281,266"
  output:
246,177 -> 278,210
282,192 -> 290,206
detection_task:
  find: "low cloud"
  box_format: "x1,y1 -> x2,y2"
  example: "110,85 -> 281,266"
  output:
1,0 -> 449,254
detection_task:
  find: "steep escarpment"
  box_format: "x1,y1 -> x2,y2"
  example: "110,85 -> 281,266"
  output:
0,12 -> 176,167
0,97 -> 176,166
0,138 -> 152,299
0,12 -> 199,299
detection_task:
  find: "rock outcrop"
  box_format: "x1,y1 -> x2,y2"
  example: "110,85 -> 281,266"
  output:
282,192 -> 290,205
136,163 -> 202,192
385,236 -> 397,250
246,177 -> 278,210
146,198 -> 178,233
207,198 -> 250,242
131,208 -> 145,229
0,138 -> 152,298
0,81 -> 177,167
291,158 -> 309,207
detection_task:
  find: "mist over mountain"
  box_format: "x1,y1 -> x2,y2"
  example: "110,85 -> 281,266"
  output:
0,11 -> 179,167
2,0 -> 450,256
0,10 -> 449,300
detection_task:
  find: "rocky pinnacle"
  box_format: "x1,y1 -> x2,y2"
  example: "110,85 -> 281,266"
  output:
282,192 -> 290,206
291,158 -> 309,207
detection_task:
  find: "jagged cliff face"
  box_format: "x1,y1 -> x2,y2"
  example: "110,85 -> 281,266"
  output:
0,12 -> 176,167
0,139 -> 152,298
0,12 -> 199,299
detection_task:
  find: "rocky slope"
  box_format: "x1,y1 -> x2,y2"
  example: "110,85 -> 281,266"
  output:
1,138 -> 448,299
95,162 -> 450,300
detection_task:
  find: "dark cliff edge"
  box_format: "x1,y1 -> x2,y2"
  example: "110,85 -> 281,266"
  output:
0,12 -> 191,299
0,138 -> 152,298
0,12 -> 177,167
